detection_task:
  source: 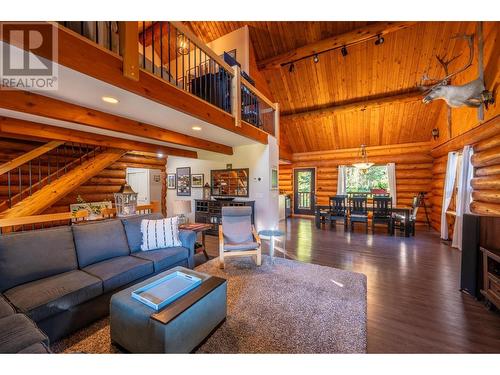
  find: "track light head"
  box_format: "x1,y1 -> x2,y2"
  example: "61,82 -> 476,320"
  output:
341,46 -> 348,57
289,63 -> 295,73
375,35 -> 384,46
313,54 -> 319,63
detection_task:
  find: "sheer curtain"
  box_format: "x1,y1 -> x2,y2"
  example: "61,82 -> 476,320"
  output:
441,152 -> 458,240
387,163 -> 397,206
452,146 -> 474,249
337,165 -> 347,195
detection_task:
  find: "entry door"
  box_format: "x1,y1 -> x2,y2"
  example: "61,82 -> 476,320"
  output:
126,169 -> 150,205
294,168 -> 316,215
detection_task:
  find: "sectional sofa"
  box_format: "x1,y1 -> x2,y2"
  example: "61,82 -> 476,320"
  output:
0,213 -> 196,353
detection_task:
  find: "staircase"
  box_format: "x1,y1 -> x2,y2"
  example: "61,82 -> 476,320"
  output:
0,139 -> 125,219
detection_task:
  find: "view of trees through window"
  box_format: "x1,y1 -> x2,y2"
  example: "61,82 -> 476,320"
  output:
346,166 -> 389,193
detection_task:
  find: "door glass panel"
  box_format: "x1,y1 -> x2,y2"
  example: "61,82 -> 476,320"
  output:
297,171 -> 312,209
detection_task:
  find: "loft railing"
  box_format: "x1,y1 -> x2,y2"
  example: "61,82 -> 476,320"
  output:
56,21 -> 279,138
0,143 -> 102,212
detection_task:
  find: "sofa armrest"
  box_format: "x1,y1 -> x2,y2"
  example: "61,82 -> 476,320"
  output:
179,229 -> 196,268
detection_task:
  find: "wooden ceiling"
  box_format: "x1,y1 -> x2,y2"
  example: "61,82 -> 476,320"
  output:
187,21 -> 497,152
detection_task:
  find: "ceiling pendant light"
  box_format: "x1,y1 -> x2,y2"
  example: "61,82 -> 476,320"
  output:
352,144 -> 374,171
341,46 -> 348,57
313,54 -> 319,63
289,63 -> 295,73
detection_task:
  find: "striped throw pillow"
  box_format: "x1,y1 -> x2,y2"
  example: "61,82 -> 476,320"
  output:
140,217 -> 182,251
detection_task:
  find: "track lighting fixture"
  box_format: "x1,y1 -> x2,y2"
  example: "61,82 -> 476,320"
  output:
341,46 -> 348,57
375,34 -> 384,46
289,63 -> 295,73
313,54 -> 319,63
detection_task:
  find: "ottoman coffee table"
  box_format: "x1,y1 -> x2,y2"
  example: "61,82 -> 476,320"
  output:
110,266 -> 227,353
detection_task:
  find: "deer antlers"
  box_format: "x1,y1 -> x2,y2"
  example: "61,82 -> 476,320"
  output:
420,34 -> 474,90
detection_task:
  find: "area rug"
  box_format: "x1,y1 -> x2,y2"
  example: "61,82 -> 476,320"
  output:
52,256 -> 367,353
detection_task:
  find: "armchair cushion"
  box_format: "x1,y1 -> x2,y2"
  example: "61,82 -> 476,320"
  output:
221,206 -> 253,244
224,241 -> 259,251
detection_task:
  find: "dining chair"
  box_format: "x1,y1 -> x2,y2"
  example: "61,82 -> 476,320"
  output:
349,196 -> 368,233
329,195 -> 348,231
372,196 -> 393,234
392,195 -> 419,236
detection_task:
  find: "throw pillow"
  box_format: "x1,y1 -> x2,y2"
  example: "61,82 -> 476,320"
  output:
140,217 -> 182,251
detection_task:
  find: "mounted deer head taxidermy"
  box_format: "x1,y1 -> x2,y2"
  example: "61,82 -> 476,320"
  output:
420,34 -> 494,109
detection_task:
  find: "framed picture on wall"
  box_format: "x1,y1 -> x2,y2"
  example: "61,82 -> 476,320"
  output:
167,174 -> 176,189
191,174 -> 204,188
176,167 -> 191,196
270,166 -> 278,190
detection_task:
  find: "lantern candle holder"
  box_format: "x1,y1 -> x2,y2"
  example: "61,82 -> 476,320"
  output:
203,182 -> 211,200
114,184 -> 138,217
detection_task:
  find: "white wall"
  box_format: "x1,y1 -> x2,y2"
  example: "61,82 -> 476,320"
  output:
166,135 -> 279,231
207,26 -> 250,74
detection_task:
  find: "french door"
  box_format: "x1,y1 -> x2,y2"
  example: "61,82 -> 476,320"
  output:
294,168 -> 316,215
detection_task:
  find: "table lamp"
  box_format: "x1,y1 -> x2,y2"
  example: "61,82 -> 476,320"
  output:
173,200 -> 191,225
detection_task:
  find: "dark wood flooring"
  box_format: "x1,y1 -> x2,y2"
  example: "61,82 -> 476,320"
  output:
194,217 -> 500,353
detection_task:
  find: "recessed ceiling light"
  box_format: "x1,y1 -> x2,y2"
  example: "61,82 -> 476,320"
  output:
102,96 -> 119,104
192,126 -> 202,131
157,153 -> 164,158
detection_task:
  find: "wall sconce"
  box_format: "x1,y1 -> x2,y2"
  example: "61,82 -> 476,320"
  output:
432,128 -> 439,140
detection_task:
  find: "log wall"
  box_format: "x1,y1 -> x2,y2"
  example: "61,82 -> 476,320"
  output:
279,141 -> 433,225
0,137 -> 167,216
430,116 -> 500,234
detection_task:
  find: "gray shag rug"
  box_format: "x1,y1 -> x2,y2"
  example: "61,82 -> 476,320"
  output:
52,256 -> 367,353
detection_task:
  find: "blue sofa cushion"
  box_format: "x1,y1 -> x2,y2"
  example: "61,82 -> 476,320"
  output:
0,314 -> 48,353
121,213 -> 164,253
0,295 -> 15,319
0,226 -> 78,292
132,247 -> 189,272
82,256 -> 154,293
4,270 -> 103,322
73,219 -> 131,268
17,342 -> 51,353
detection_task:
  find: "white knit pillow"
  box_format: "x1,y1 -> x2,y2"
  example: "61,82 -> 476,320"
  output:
140,217 -> 182,251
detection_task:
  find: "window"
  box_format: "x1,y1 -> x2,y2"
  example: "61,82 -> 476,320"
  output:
345,166 -> 389,194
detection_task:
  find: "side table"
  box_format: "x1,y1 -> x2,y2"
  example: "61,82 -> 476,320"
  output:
258,229 -> 285,263
179,223 -> 213,260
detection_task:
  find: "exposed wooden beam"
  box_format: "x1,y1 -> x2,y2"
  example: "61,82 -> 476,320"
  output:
0,89 -> 233,155
0,116 -> 198,159
0,148 -> 126,219
257,21 -> 417,70
282,90 -> 422,122
0,140 -> 63,175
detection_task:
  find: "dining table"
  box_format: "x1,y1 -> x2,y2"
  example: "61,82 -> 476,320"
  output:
314,204 -> 412,237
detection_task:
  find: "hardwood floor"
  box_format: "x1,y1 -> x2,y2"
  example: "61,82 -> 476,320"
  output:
195,217 -> 500,353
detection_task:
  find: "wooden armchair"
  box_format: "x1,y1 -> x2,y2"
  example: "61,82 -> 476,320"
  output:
218,206 -> 261,269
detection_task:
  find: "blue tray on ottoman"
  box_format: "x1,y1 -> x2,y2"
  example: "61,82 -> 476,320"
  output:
132,271 -> 202,311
